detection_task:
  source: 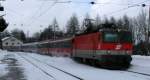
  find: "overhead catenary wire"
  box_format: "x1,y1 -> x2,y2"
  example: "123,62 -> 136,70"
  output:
29,1 -> 46,21
37,0 -> 130,5
27,0 -> 112,26
25,0 -> 150,27
22,1 -> 47,27
4,7 -> 25,26
105,0 -> 150,16
105,6 -> 140,17
37,0 -> 149,6
37,1 -> 57,18
27,0 -> 128,22
28,0 -> 58,26
5,7 -> 24,16
29,0 -> 94,21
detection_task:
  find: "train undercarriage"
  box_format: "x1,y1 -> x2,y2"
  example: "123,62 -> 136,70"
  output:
72,55 -> 132,69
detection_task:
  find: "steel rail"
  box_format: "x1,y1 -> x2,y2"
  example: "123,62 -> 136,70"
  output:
17,54 -> 57,80
25,54 -> 84,80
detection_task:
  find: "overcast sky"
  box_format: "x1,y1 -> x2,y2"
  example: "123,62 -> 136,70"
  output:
1,0 -> 150,36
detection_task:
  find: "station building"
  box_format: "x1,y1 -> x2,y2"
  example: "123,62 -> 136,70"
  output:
2,36 -> 23,51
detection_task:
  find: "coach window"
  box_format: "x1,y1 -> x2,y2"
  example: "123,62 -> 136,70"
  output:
12,43 -> 14,46
5,42 -> 8,45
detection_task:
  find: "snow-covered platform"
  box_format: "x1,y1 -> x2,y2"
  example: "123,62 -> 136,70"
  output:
0,50 -> 150,80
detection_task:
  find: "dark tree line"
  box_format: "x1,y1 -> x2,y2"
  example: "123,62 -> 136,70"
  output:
39,18 -> 64,41
1,10 -> 149,55
1,29 -> 26,43
0,16 -> 8,49
11,29 -> 26,42
3,12 -> 147,44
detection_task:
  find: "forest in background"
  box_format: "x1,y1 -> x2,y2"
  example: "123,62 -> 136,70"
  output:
1,10 -> 150,55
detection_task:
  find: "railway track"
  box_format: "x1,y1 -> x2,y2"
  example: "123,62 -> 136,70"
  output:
17,53 -> 84,80
126,70 -> 150,77
17,53 -> 150,80
17,54 -> 56,80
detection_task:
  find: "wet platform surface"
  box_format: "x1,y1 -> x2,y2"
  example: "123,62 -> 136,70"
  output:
0,54 -> 26,80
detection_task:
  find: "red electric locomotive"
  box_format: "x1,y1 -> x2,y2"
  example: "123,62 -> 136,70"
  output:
16,28 -> 132,69
72,29 -> 133,68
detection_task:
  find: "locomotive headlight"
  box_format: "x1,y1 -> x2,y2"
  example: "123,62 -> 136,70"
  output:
107,51 -> 111,54
126,51 -> 132,55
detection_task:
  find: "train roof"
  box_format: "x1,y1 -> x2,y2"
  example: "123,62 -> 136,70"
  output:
75,28 -> 131,36
99,28 -> 130,32
22,42 -> 38,46
22,37 -> 73,46
38,37 -> 73,44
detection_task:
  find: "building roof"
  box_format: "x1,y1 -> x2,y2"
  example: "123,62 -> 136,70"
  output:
2,36 -> 23,43
2,37 -> 10,41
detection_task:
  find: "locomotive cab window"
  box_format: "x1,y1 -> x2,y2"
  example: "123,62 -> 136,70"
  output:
120,32 -> 132,43
103,32 -> 118,43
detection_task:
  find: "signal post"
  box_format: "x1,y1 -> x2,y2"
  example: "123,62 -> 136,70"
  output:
0,0 -> 8,49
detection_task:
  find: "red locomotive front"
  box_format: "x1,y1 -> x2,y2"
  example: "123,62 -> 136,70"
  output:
72,29 -> 133,68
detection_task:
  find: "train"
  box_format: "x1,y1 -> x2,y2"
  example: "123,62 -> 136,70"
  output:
10,29 -> 133,69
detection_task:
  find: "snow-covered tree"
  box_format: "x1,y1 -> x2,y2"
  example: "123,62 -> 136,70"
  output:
66,14 -> 79,36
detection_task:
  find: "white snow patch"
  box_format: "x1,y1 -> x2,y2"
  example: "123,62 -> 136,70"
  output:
128,55 -> 150,75
23,52 -> 150,80
131,55 -> 150,67
0,64 -> 8,77
14,53 -> 54,80
2,51 -> 150,80
0,49 -> 9,77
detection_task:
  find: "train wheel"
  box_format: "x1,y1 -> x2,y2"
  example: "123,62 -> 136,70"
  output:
89,59 -> 96,66
73,57 -> 82,63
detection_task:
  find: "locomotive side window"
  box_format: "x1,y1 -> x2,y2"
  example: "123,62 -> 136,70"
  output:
103,33 -> 118,43
120,32 -> 132,43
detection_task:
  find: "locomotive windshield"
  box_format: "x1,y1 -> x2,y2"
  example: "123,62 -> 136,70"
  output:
103,33 -> 118,43
103,31 -> 132,43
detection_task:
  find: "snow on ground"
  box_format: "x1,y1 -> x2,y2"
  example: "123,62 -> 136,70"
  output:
1,50 -> 150,80
131,55 -> 150,67
0,50 -> 9,77
14,53 -> 55,80
20,52 -> 150,80
128,55 -> 150,75
0,64 -> 8,77
15,53 -> 80,80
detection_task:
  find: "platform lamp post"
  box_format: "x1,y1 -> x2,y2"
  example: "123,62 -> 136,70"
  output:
142,4 -> 150,55
0,0 -> 8,49
0,16 -> 8,49
53,23 -> 56,41
148,5 -> 150,55
39,29 -> 42,41
138,4 -> 149,55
